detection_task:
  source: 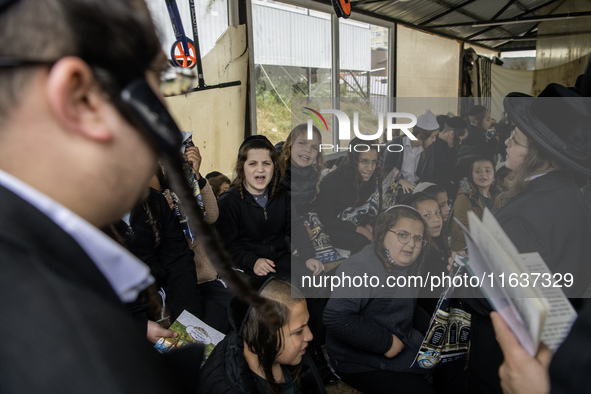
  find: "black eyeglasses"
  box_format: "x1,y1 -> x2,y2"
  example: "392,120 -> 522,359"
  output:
0,56 -> 183,155
388,230 -> 428,249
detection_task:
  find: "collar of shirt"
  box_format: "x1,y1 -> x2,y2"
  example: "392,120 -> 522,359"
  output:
526,173 -> 547,182
0,169 -> 153,302
403,135 -> 424,154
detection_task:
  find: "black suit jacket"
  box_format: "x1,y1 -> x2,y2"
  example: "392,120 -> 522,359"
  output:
0,185 -> 200,393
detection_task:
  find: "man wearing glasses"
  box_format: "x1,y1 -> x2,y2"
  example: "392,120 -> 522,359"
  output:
0,0 -> 199,392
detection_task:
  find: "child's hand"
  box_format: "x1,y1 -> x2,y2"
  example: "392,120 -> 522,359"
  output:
398,179 -> 415,194
185,146 -> 202,177
384,334 -> 405,358
254,258 -> 276,276
306,258 -> 324,276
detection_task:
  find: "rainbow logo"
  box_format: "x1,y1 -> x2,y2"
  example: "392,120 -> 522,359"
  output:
302,107 -> 328,131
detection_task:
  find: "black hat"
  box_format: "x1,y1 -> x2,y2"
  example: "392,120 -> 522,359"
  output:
447,116 -> 468,130
504,83 -> 591,177
239,135 -> 274,151
205,171 -> 222,179
436,115 -> 450,132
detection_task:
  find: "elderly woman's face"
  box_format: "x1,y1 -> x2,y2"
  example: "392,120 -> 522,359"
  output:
505,127 -> 528,171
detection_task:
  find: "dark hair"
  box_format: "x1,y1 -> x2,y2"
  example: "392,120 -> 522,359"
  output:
339,137 -> 383,208
405,193 -> 451,260
0,0 -> 166,124
233,138 -> 282,199
209,174 -> 231,197
373,205 -> 429,274
468,105 -> 487,128
423,184 -> 447,197
242,280 -> 305,394
279,123 -> 325,198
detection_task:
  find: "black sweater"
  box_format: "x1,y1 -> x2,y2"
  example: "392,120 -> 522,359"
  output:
216,185 -> 291,274
128,188 -> 203,322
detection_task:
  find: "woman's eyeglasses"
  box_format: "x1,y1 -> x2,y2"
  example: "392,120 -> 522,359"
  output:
388,230 -> 428,249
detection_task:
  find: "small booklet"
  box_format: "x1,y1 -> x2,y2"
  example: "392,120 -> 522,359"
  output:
154,310 -> 225,363
460,208 -> 577,355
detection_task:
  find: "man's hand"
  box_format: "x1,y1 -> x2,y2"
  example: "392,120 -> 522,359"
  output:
254,258 -> 276,276
185,146 -> 202,178
491,311 -> 552,394
306,258 -> 324,276
147,320 -> 178,344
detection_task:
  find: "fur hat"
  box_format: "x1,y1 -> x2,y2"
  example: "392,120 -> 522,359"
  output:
504,83 -> 591,177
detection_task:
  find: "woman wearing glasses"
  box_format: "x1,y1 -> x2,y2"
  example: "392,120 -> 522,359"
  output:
314,137 -> 382,254
323,205 -> 436,394
464,84 -> 591,394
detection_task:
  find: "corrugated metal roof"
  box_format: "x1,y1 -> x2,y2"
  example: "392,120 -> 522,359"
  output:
312,0 -> 591,52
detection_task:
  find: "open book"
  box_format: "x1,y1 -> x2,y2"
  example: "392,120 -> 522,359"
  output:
154,310 -> 225,363
460,208 -> 576,355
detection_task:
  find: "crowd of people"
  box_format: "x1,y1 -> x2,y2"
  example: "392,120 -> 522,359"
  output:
2,0 -> 591,393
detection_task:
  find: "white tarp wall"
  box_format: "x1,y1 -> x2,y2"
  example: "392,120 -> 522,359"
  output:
396,25 -> 461,117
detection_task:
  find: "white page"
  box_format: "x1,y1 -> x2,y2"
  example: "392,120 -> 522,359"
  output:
463,213 -> 547,355
519,253 -> 577,351
463,232 -> 538,355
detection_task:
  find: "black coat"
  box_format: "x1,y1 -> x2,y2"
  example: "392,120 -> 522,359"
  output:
216,185 -> 291,274
199,331 -> 325,394
421,136 -> 457,196
314,166 -> 377,254
464,171 -> 591,394
129,188 -> 203,322
462,124 -> 498,161
0,185 -> 201,393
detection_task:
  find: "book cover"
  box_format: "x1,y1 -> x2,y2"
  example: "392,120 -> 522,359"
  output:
154,310 -> 225,363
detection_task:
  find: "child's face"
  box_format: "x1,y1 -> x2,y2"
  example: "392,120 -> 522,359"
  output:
291,134 -> 320,168
481,111 -> 493,130
357,150 -> 378,182
243,148 -> 273,195
276,301 -> 312,366
502,171 -> 517,192
383,217 -> 425,267
218,182 -> 230,196
472,160 -> 494,191
423,130 -> 439,149
416,200 -> 442,238
435,191 -> 451,221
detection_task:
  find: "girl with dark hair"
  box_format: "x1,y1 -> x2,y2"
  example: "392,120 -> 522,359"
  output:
314,137 -> 382,254
216,135 -> 291,281
323,206 -> 435,394
450,156 -> 499,252
405,193 -> 465,394
199,279 -> 325,394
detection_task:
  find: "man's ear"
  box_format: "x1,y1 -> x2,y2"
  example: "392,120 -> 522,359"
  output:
46,57 -> 113,142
